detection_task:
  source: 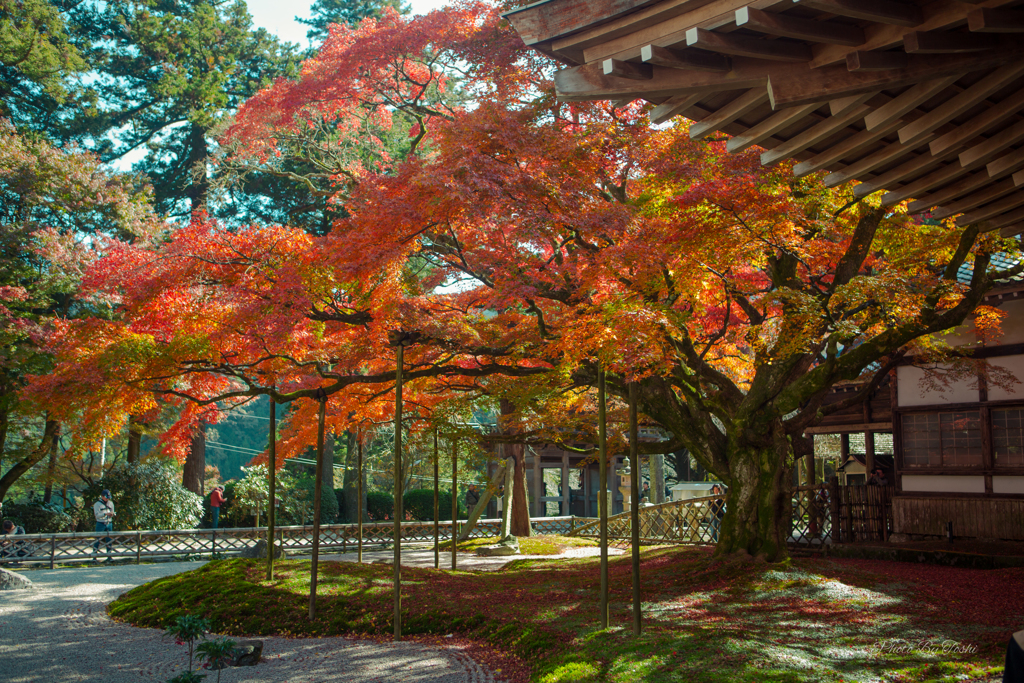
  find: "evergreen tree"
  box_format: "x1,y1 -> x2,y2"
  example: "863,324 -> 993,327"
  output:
0,0 -> 91,134
80,0 -> 301,217
297,0 -> 410,43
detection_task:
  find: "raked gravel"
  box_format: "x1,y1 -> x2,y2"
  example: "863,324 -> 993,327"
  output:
0,560 -> 505,683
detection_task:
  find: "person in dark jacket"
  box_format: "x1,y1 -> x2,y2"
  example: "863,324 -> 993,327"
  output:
1,519 -> 28,561
1005,630 -> 1024,683
708,484 -> 726,542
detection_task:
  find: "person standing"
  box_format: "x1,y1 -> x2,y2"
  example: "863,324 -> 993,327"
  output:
465,484 -> 480,513
708,484 -> 726,543
92,489 -> 115,560
210,485 -> 227,529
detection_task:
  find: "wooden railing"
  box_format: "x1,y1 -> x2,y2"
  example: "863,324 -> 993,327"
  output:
571,495 -> 725,544
0,516 -> 577,568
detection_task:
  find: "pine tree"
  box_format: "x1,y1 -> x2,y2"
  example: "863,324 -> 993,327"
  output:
297,0 -> 410,43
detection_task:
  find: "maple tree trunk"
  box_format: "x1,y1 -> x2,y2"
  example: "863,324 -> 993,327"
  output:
0,420 -> 59,503
43,423 -> 61,504
341,431 -> 362,523
716,430 -> 793,562
127,417 -> 142,464
182,425 -> 206,496
510,442 -> 532,537
458,463 -> 505,541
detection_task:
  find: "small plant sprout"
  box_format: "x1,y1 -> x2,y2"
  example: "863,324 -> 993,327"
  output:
164,614 -> 210,672
196,637 -> 237,683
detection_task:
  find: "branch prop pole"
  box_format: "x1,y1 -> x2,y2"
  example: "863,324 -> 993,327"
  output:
267,397 -> 277,581
390,336 -> 409,642
629,381 -> 642,637
308,389 -> 327,621
598,367 -> 609,629
358,427 -> 363,564
434,426 -> 439,570
451,437 -> 458,571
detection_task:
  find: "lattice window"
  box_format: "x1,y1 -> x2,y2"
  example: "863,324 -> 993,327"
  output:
902,413 -> 941,467
903,411 -> 982,467
993,408 -> 1024,468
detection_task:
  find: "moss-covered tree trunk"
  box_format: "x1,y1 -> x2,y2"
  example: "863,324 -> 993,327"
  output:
716,430 -> 793,562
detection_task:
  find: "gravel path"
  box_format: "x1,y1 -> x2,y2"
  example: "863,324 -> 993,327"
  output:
0,562 -> 504,683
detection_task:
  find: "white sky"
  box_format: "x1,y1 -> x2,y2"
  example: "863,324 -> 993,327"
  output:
246,0 -> 450,47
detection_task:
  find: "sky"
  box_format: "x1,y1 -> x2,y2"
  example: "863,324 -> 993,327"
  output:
245,0 -> 449,47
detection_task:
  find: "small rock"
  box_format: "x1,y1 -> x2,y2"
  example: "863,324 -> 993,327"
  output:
232,640 -> 263,667
239,540 -> 286,560
478,535 -> 520,557
0,567 -> 31,590
888,533 -> 910,544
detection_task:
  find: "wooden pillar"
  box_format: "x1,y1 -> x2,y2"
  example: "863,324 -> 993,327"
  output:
533,449 -> 543,517
865,432 -> 875,477
650,453 -> 665,503
583,466 -> 591,518
805,435 -> 816,487
561,452 -> 570,516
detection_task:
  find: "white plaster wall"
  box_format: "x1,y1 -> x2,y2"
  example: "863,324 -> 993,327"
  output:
897,365 -> 978,407
985,354 -> 1024,401
989,298 -> 1024,345
993,476 -> 1024,494
901,475 -> 986,493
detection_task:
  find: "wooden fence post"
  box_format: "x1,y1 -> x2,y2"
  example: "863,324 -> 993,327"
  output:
50,536 -> 56,569
828,476 -> 841,544
212,528 -> 217,560
136,531 -> 142,565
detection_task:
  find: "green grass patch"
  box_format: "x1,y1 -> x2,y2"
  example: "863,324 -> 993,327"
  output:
438,534 -> 599,555
109,546 -> 1021,683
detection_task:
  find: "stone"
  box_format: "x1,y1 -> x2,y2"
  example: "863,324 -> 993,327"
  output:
478,534 -> 520,557
239,540 -> 286,560
231,640 -> 263,667
888,533 -> 910,544
0,567 -> 32,590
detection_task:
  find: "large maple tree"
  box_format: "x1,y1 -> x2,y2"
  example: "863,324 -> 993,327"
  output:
27,2 -> 1022,561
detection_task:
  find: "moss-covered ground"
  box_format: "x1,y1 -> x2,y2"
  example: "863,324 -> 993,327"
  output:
108,543 -> 1022,683
438,534 -> 600,555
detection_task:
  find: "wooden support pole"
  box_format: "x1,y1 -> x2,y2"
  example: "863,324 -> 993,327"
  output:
451,438 -> 458,571
434,427 -> 439,570
357,430 -> 363,564
629,381 -> 642,637
309,393 -> 327,621
393,345 -> 404,641
267,398 -> 277,581
598,367 -> 609,629
561,451 -> 570,516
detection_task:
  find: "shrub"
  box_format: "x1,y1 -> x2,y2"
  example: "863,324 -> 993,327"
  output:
366,491 -> 394,521
403,489 -> 465,521
1,501 -> 76,533
83,461 -> 203,530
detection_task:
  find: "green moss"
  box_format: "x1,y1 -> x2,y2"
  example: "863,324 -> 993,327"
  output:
108,547 -> 1011,683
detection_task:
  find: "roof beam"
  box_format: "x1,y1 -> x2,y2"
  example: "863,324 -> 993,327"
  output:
985,146 -> 1024,178
981,204 -> 1024,232
760,97 -> 872,164
735,7 -> 864,46
852,149 -> 953,197
690,87 -> 769,139
931,177 -> 1019,218
794,0 -> 924,27
898,62 -> 1024,147
929,86 -> 1024,156
863,75 -> 959,131
792,119 -> 901,176
650,94 -> 705,124
640,44 -> 731,72
880,161 -> 968,205
768,50 -> 1021,108
685,27 -> 812,62
727,102 -> 821,152
903,30 -> 1003,53
906,171 -> 994,212
809,0 -> 1022,69
603,58 -> 654,79
968,8 -> 1024,32
959,119 -> 1024,168
954,187 -> 1024,224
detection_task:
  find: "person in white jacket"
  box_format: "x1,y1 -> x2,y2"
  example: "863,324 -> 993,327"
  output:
92,489 -> 115,559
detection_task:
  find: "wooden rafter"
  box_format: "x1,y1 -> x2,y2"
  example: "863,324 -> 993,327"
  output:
504,0 -> 1024,236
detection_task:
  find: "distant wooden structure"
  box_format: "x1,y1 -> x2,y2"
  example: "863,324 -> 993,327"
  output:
505,0 -> 1024,236
506,0 -> 1024,542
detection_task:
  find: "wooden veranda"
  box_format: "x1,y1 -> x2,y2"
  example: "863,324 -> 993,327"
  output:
505,0 -> 1024,235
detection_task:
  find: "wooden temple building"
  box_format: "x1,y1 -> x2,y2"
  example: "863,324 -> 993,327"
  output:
505,0 -> 1024,541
